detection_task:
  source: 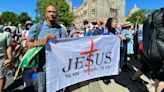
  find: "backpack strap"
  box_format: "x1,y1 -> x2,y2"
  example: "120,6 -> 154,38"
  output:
35,23 -> 43,41
59,27 -> 62,38
35,23 -> 63,39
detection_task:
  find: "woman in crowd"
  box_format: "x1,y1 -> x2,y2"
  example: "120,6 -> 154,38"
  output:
21,21 -> 33,49
122,22 -> 134,61
120,22 -> 134,71
84,23 -> 94,37
102,18 -> 126,85
21,21 -> 34,87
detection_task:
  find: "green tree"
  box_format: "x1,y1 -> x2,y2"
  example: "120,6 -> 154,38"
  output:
0,11 -> 18,25
126,10 -> 148,25
18,12 -> 31,25
36,0 -> 75,27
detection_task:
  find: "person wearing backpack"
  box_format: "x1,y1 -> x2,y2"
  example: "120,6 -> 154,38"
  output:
26,5 -> 68,92
142,8 -> 164,92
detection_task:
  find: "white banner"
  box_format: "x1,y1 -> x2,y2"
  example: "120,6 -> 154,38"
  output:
46,35 -> 120,92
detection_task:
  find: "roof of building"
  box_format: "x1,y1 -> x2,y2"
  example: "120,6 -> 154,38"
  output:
128,4 -> 140,16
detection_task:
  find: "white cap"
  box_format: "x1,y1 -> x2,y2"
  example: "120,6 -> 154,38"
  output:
25,20 -> 32,25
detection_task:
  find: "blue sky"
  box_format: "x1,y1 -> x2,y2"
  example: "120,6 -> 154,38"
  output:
0,0 -> 164,19
0,0 -> 36,19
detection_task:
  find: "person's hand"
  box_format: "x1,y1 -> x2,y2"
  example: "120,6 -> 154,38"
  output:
37,38 -> 48,46
119,34 -> 126,40
3,59 -> 12,67
35,34 -> 56,46
46,34 -> 56,40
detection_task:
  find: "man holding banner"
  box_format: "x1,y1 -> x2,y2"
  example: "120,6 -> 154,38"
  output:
26,5 -> 68,92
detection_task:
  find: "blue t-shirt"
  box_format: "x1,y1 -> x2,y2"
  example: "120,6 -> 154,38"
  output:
84,29 -> 93,37
28,21 -> 68,70
28,21 -> 68,40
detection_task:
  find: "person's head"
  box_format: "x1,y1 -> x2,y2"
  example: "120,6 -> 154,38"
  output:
97,19 -> 104,26
8,22 -> 12,26
18,23 -> 22,28
130,24 -> 134,30
88,23 -> 94,30
105,18 -> 117,34
25,20 -> 33,30
45,5 -> 58,23
5,27 -> 11,33
72,24 -> 75,27
122,21 -> 132,29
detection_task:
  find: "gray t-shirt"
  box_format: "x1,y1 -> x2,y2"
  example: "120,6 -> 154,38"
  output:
0,31 -> 12,66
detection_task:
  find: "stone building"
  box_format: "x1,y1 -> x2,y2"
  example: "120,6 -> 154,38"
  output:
68,0 -> 126,27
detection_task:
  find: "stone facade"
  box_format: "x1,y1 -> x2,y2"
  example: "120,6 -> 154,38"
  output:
66,0 -> 73,12
70,0 -> 126,27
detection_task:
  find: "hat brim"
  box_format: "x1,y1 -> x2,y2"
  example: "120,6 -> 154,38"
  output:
26,23 -> 33,26
123,24 -> 131,27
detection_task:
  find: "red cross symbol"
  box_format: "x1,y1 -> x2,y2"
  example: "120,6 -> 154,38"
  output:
80,40 -> 99,74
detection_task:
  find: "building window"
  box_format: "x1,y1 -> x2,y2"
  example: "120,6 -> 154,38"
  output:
110,8 -> 117,17
83,10 -> 88,20
91,9 -> 96,18
110,1 -> 116,9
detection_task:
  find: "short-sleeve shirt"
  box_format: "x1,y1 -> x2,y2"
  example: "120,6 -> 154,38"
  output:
28,21 -> 68,41
28,21 -> 68,70
0,31 -> 12,66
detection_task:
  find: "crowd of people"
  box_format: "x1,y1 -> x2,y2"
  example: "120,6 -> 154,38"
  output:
0,5 -> 163,92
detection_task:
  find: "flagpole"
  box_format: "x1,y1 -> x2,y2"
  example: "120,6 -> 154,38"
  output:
134,16 -> 140,34
14,62 -> 22,80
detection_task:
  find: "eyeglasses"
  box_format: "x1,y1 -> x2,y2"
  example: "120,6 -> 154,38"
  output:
46,10 -> 57,14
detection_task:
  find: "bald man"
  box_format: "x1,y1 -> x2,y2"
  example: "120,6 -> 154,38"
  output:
26,5 -> 68,92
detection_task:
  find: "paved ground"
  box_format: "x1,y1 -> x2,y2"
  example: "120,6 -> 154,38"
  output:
4,58 -> 155,92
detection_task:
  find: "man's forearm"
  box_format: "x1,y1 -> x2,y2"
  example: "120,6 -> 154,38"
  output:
26,38 -> 47,48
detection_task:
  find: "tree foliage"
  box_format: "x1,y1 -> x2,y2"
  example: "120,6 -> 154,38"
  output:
0,11 -> 18,25
18,12 -> 31,25
126,10 -> 148,24
36,0 -> 75,27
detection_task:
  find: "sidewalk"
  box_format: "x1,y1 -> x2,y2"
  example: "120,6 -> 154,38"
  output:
4,58 -> 155,92
66,58 -> 155,92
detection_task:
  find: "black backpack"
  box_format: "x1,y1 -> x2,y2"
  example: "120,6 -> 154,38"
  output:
143,8 -> 164,61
